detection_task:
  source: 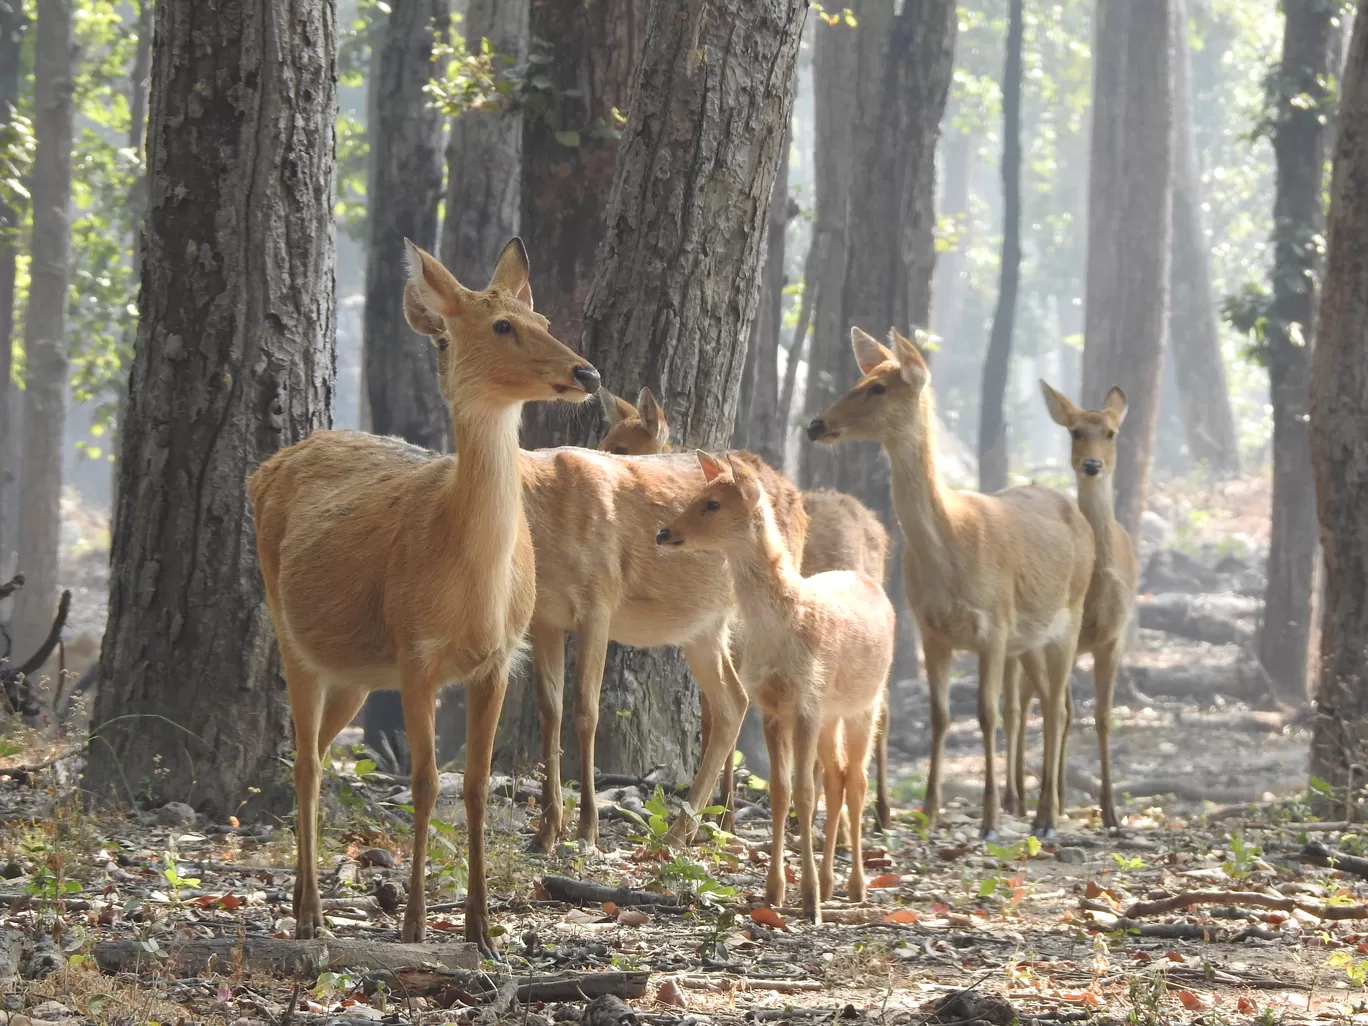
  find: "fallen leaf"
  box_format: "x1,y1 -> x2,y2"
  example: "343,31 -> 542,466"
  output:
656,979 -> 687,1007
751,906 -> 788,930
1177,990 -> 1211,1010
219,892 -> 243,910
618,909 -> 651,927
784,864 -> 797,885
883,909 -> 918,924
937,844 -> 971,860
228,816 -> 240,828
1084,880 -> 1104,898
190,895 -> 218,908
868,873 -> 901,889
533,880 -> 551,900
1237,997 -> 1256,1014
1164,951 -> 1185,963
564,907 -> 600,925
602,901 -> 619,916
1132,951 -> 1152,964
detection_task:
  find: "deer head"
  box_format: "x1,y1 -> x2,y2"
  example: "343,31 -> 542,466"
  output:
600,387 -> 670,455
806,326 -> 931,444
1040,381 -> 1128,480
655,451 -> 765,552
403,238 -> 600,408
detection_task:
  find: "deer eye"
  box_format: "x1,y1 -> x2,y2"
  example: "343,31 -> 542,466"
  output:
612,446 -> 629,455
493,319 -> 513,335
1071,429 -> 1082,440
704,499 -> 721,512
1106,429 -> 1116,440
868,382 -> 886,396
435,335 -> 449,352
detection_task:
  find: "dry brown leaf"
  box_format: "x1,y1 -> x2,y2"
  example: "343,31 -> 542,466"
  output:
618,908 -> 651,927
868,873 -> 901,889
1237,997 -> 1256,1014
751,906 -> 788,930
657,979 -> 687,1007
602,901 -> 619,916
883,909 -> 918,924
1177,990 -> 1211,1010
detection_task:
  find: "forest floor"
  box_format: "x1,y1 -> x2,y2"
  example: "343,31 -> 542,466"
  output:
3,471 -> 1363,1026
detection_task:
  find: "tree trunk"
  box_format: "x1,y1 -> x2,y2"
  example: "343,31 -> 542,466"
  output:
541,0 -> 806,781
12,0 -> 75,657
1167,0 -> 1239,478
0,0 -> 25,570
1260,0 -> 1339,707
439,0 -> 526,284
977,0 -> 1023,495
359,0 -> 450,768
1081,0 -> 1173,540
87,0 -> 337,819
1309,6 -> 1368,817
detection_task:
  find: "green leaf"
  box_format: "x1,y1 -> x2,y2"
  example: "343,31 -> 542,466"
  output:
553,130 -> 581,148
353,758 -> 377,778
978,877 -> 998,898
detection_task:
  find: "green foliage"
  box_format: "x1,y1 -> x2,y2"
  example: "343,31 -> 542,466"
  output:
1327,949 -> 1368,989
159,849 -> 200,903
1221,830 -> 1262,881
617,785 -> 738,905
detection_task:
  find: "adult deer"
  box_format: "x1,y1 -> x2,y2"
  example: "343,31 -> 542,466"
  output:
657,452 -> 894,921
250,239 -> 599,951
807,328 -> 1094,838
1005,383 -> 1136,830
600,388 -> 893,832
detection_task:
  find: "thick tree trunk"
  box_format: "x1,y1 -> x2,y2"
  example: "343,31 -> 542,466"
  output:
1309,8 -> 1368,816
439,0 -> 526,284
1081,0 -> 1173,540
1167,0 -> 1239,478
1261,0 -> 1339,707
548,0 -> 806,781
359,0 -> 450,767
0,0 -> 25,569
88,0 -> 336,819
12,0 -> 75,657
977,0 -> 1023,495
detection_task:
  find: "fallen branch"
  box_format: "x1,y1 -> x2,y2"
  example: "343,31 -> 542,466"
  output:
539,875 -> 680,908
1120,890 -> 1368,921
1295,841 -> 1368,880
91,936 -> 479,976
675,976 -> 825,994
384,968 -> 650,1004
2,589 -> 71,718
1136,593 -> 1256,647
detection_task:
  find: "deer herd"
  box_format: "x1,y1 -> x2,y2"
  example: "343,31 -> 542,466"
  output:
248,240 -> 1137,953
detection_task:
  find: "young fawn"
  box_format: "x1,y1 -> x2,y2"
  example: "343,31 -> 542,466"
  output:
250,239 -> 599,951
599,388 -> 893,833
807,328 -> 1094,838
1005,383 -> 1136,829
657,452 -> 894,920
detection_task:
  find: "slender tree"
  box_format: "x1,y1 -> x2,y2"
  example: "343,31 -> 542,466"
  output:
1167,0 -> 1240,477
1081,0 -> 1173,539
978,0 -> 1024,494
0,0 -> 26,568
1309,2 -> 1368,815
12,0 -> 75,656
88,0 -> 336,817
1258,0 -> 1341,706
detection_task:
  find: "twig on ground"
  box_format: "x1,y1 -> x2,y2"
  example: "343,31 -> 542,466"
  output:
1119,889 -> 1368,921
539,875 -> 681,908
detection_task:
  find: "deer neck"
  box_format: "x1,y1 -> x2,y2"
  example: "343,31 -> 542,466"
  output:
443,398 -> 526,569
1076,473 -> 1119,570
884,391 -> 955,557
728,499 -> 803,634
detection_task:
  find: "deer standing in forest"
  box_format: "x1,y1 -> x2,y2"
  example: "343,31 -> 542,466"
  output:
657,452 -> 894,920
1004,383 -> 1136,829
249,240 -> 600,951
600,388 -> 893,834
807,328 -> 1094,838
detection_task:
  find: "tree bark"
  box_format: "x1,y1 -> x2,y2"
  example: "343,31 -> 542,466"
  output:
1309,5 -> 1368,816
439,0 -> 526,285
359,0 -> 450,766
1081,0 -> 1173,540
88,0 -> 337,819
12,0 -> 75,657
977,0 -> 1023,495
536,0 -> 806,781
1260,0 -> 1340,707
1167,0 -> 1239,478
0,0 -> 26,569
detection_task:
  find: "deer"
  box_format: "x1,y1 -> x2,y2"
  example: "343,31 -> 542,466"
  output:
599,388 -> 894,834
249,238 -> 600,953
806,327 -> 1095,838
656,452 -> 895,921
1003,383 -> 1136,830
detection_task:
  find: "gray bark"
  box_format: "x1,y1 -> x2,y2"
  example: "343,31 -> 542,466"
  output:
1309,6 -> 1368,813
439,0 -> 526,284
13,0 -> 75,656
0,0 -> 26,571
87,0 -> 337,819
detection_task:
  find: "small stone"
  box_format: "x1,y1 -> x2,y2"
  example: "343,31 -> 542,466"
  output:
359,847 -> 395,869
1055,846 -> 1088,865
374,879 -> 404,913
154,802 -> 198,827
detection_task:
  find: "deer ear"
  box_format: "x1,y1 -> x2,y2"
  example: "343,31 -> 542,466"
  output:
890,329 -> 928,386
489,237 -> 531,299
850,326 -> 894,376
403,282 -> 447,337
696,450 -> 724,484
728,455 -> 762,506
1039,380 -> 1076,427
638,387 -> 669,446
404,238 -> 467,322
1105,386 -> 1129,425
601,390 -> 630,429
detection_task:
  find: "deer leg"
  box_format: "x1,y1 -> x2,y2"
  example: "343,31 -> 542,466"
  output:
462,667 -> 510,956
573,615 -> 611,847
1057,680 -> 1074,815
843,709 -> 875,903
762,709 -> 792,909
977,640 -> 1007,839
399,674 -> 440,944
530,621 -> 566,853
922,632 -> 953,832
1002,656 -> 1024,818
818,720 -> 844,902
667,641 -> 747,847
793,711 -> 822,923
1031,630 -> 1079,840
285,653 -> 324,939
1092,639 -> 1121,830
317,687 -> 368,765
874,691 -> 891,832
716,648 -> 742,832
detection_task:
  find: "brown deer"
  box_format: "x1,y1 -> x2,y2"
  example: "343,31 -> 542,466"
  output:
656,452 -> 894,921
598,388 -> 893,833
1004,383 -> 1136,830
807,327 -> 1094,838
519,443 -> 806,852
249,239 -> 599,951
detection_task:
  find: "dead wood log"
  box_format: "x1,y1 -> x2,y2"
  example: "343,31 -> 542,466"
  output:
1119,889 -> 1368,920
1295,841 -> 1368,879
381,968 -> 649,1004
584,994 -> 640,1026
676,976 -> 825,993
539,875 -> 681,908
91,936 -> 479,976
1126,660 -> 1265,702
1136,593 -> 1258,647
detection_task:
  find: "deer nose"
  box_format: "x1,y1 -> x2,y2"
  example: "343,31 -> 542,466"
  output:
1081,459 -> 1103,476
806,418 -> 826,441
574,365 -> 602,392
655,528 -> 672,545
